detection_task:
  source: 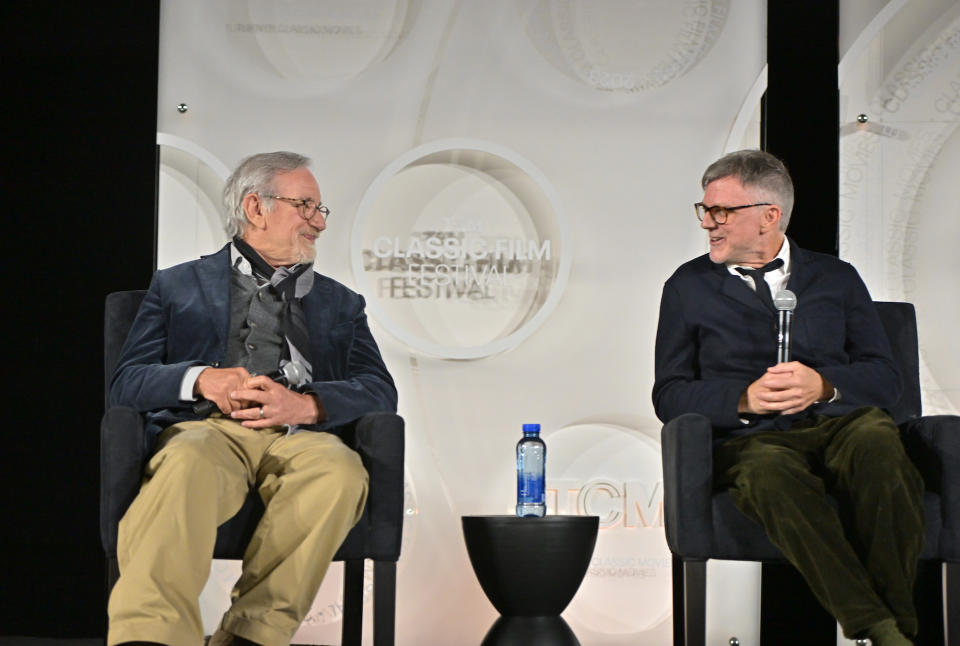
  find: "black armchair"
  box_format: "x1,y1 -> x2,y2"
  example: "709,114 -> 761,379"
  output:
100,290 -> 405,646
661,301 -> 959,645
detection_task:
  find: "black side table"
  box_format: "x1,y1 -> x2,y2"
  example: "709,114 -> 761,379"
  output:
462,515 -> 599,645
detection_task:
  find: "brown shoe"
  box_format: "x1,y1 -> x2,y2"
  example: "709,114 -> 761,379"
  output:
207,628 -> 261,646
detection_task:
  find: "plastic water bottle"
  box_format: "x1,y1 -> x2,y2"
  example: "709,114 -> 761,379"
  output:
516,423 -> 546,517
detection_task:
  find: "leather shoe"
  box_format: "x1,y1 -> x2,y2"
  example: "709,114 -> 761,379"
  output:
207,628 -> 261,646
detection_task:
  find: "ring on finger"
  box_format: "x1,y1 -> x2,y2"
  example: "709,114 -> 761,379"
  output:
259,407 -> 265,419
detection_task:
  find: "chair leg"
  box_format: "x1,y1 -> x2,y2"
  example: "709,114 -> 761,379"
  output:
948,562 -> 959,646
684,559 -> 706,646
672,554 -> 685,646
373,560 -> 396,646
342,559 -> 364,646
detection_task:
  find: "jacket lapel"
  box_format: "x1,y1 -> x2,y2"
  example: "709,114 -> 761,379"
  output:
301,275 -> 334,334
194,244 -> 231,355
785,238 -> 824,298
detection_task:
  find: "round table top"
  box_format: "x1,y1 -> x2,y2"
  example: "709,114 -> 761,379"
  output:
462,514 -> 598,524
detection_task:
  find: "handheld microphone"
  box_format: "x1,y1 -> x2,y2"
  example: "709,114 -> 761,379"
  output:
774,290 -> 797,363
192,360 -> 308,417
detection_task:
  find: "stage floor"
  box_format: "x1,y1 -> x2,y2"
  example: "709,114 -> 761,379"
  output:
1,641 -> 326,646
0,640 -> 327,646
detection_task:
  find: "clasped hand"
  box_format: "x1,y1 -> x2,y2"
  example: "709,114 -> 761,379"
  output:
195,367 -> 319,427
739,361 -> 831,416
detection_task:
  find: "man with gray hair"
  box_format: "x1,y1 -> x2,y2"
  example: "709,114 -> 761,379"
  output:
107,152 -> 397,646
653,149 -> 924,645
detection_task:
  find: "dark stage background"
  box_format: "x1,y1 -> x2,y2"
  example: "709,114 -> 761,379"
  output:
2,1 -> 159,638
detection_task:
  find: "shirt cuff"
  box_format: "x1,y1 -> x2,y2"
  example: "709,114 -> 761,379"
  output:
180,365 -> 208,401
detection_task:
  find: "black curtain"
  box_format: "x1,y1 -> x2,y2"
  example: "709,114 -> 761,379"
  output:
1,1 -> 159,637
763,0 -> 840,257
761,1 -> 841,642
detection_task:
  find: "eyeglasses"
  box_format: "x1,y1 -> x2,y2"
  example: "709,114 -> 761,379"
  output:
264,195 -> 331,222
694,202 -> 771,224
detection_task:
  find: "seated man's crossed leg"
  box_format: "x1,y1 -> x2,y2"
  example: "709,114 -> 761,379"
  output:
715,407 -> 924,644
108,418 -> 368,646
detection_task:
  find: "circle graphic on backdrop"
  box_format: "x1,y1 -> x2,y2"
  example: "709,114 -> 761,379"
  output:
351,139 -> 571,359
179,0 -> 411,96
838,3 -> 960,414
156,134 -> 230,270
908,125 -> 960,414
519,0 -> 729,93
545,423 -> 671,639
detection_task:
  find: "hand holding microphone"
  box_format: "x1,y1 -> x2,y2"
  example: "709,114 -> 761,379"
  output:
740,290 -> 837,414
193,360 -> 307,417
229,361 -> 323,428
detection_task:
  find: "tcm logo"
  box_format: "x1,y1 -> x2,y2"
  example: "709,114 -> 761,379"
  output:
547,479 -> 664,529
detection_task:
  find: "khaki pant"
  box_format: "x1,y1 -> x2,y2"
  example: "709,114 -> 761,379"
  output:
107,418 -> 368,646
715,406 -> 925,639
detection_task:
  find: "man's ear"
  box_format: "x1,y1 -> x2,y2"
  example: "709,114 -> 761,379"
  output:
761,204 -> 782,233
242,193 -> 267,230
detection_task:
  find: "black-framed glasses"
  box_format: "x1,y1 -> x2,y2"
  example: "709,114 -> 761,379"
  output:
694,202 -> 772,224
264,195 -> 331,222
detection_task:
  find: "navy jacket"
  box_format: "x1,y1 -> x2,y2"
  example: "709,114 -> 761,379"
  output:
652,238 -> 901,439
110,244 -> 398,442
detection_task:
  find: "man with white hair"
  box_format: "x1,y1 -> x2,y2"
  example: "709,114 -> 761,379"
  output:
107,152 -> 397,646
653,150 -> 924,646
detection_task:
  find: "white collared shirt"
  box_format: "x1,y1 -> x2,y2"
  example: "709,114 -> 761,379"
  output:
726,237 -> 791,295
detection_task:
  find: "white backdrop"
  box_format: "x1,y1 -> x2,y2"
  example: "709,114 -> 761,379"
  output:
838,0 -> 960,418
154,1 -> 957,644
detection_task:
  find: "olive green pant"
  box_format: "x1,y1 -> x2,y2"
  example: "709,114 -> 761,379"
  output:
107,418 -> 369,646
715,407 -> 925,638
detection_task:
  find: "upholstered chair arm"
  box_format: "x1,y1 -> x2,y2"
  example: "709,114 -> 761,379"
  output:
336,412 -> 405,561
100,406 -> 146,556
661,413 -> 715,558
900,414 -> 960,561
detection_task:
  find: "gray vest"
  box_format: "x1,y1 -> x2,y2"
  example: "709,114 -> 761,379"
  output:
224,270 -> 286,376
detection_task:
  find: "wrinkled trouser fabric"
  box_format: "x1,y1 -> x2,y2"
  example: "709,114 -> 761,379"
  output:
715,406 -> 925,638
108,418 -> 368,646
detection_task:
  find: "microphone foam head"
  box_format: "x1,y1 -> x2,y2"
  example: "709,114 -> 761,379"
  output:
774,289 -> 797,311
283,360 -> 308,386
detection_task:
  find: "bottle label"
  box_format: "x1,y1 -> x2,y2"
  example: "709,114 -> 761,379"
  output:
518,474 -> 544,503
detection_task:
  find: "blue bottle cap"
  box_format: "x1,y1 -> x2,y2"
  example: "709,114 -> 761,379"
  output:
522,423 -> 541,432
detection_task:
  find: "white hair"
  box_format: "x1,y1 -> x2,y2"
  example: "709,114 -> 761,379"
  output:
701,149 -> 795,232
221,151 -> 311,237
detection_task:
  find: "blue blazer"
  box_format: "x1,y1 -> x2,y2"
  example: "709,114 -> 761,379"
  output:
652,238 -> 901,437
110,244 -> 398,440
